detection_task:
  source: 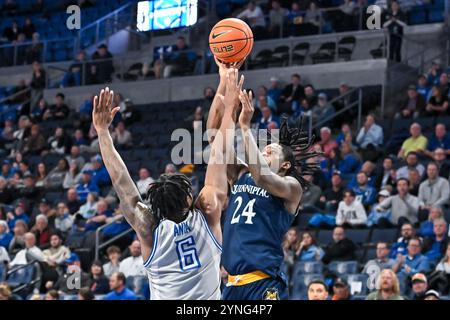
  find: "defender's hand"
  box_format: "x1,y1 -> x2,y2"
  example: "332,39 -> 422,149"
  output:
92,87 -> 119,134
238,89 -> 254,130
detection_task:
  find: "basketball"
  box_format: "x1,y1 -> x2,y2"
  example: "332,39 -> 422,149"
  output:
209,18 -> 254,64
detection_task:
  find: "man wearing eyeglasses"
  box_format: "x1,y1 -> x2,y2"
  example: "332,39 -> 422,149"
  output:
393,237 -> 431,277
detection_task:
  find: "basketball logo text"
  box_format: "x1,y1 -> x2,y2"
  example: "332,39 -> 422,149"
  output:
366,5 -> 382,30
66,5 -> 81,30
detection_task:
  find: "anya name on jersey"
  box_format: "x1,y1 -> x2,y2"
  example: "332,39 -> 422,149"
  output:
173,221 -> 192,237
231,184 -> 270,198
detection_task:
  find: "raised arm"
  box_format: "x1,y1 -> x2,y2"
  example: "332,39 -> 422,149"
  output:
93,87 -> 154,259
238,90 -> 302,212
196,69 -> 244,243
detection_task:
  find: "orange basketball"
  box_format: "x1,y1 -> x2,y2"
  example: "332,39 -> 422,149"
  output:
209,18 -> 254,64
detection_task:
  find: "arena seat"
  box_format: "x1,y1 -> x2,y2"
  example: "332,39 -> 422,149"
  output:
269,46 -> 290,67
369,228 -> 398,244
364,247 -> 377,261
345,229 -> 370,245
311,42 -> 336,64
248,49 -> 273,70
316,229 -> 334,246
343,274 -> 369,295
337,36 -> 356,61
7,264 -> 36,288
0,263 -> 5,282
328,261 -> 359,275
291,273 -> 324,300
293,261 -> 324,274
126,275 -> 150,300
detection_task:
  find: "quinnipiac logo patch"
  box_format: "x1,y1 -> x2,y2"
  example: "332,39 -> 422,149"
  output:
262,287 -> 279,300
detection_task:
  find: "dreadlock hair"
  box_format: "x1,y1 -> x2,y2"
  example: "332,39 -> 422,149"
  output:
145,173 -> 193,224
277,116 -> 321,189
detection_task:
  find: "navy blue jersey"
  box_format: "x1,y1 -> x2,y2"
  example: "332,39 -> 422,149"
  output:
222,172 -> 295,278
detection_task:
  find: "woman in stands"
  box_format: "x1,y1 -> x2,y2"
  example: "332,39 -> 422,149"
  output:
296,231 -> 324,262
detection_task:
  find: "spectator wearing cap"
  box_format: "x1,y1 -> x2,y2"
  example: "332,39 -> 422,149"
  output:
319,171 -> 345,213
396,152 -> 425,180
29,197 -> 55,228
424,124 -> 450,158
279,74 -> 305,114
267,77 -> 282,105
84,199 -> 113,232
103,245 -> 122,278
47,253 -> 91,294
86,154 -> 111,187
418,162 -> 450,211
308,280 -> 329,300
393,237 -> 431,277
424,289 -> 440,300
398,123 -> 428,159
409,273 -> 428,300
422,218 -> 448,263
0,220 -> 13,249
54,202 -> 73,234
367,189 -> 392,228
336,189 -> 367,228
356,114 -> 383,162
317,127 -> 338,159
395,85 -> 425,119
104,272 -> 137,300
416,74 -> 431,101
119,240 -> 146,277
363,242 -> 396,274
31,214 -> 54,250
89,260 -> 110,294
322,227 -> 357,264
352,171 -> 377,207
425,85 -> 449,117
427,60 -> 443,86
332,278 -> 352,300
75,169 -> 100,203
366,269 -> 404,300
312,93 -> 336,125
91,44 -> 114,84
10,232 -> 45,266
377,178 -> 424,227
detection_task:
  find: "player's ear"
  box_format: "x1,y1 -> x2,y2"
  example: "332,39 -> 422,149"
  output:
281,161 -> 291,172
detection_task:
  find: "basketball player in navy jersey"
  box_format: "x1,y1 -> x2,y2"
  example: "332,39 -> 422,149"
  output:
207,71 -> 319,300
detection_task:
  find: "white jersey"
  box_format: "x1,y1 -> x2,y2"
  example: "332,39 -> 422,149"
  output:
143,208 -> 222,300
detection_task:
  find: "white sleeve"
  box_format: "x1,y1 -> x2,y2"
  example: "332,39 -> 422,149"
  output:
336,202 -> 344,225
352,202 -> 368,225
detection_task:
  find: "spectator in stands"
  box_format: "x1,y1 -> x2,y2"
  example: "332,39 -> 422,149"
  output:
31,214 -> 53,250
435,243 -> 450,275
104,272 -> 137,300
91,44 -> 114,84
407,168 -> 419,197
42,233 -> 70,278
420,207 -> 444,238
409,273 -> 428,300
422,218 -> 448,263
44,159 -> 69,190
432,150 -> 450,180
396,152 -> 425,180
30,98 -> 48,123
29,61 -> 46,109
45,290 -> 59,300
20,124 -> 46,156
72,130 -> 88,148
256,86 -> 277,113
78,192 -> 98,220
6,203 -> 29,230
54,202 -> 73,234
366,269 -> 404,300
111,121 -> 132,150
22,18 -> 35,39
302,2 -> 321,35
317,127 -> 338,159
425,85 -> 449,117
267,77 -> 282,106
136,167 -> 154,197
25,32 -> 43,65
331,278 -> 352,300
119,240 -> 146,277
312,93 -> 336,126
355,114 -> 383,162
256,106 -> 280,131
0,220 -> 12,249
89,260 -> 109,294
319,171 -> 345,213
0,160 -> 13,180
61,51 -> 89,88
393,237 -> 431,277
396,85 -> 425,119
164,163 -> 177,174
44,93 -> 70,121
161,36 -> 197,78
336,189 -> 367,228
86,154 -> 111,187
236,1 -> 266,40
374,157 -> 396,192
337,0 -> 356,32
378,178 -> 424,227
84,199 -> 112,232
120,99 -> 141,127
63,160 -> 83,190
66,187 -> 81,215
295,231 -> 324,262
398,123 -> 428,159
47,253 -> 90,294
0,176 -> 13,205
8,219 -> 27,254
75,169 -> 100,203
269,0 -> 288,38
286,2 -> 304,36
424,125 -> 450,160
363,242 -> 396,274
11,115 -> 31,155
2,20 -> 20,42
282,227 -> 299,266
17,173 -> 39,203
66,145 -> 85,169
10,232 -> 45,266
438,72 -> 450,96
367,189 -> 393,228
78,287 -> 95,300
299,175 -> 321,212
416,74 -> 431,101
103,245 -> 121,278
383,1 -> 406,62
322,227 -> 357,264
352,171 -> 377,207
307,280 -> 329,300
418,162 -> 450,211
427,60 -> 443,86
0,243 -> 10,265
48,127 -> 72,155
279,74 -> 304,115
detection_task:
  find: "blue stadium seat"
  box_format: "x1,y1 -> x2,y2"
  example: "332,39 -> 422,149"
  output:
53,50 -> 69,62
126,276 -> 150,300
328,261 -> 359,275
343,274 -> 369,295
364,247 -> 377,261
409,8 -> 427,25
62,294 -> 79,300
428,8 -> 444,22
317,230 -> 334,246
297,213 -> 314,229
345,229 -> 370,245
293,261 -> 324,274
396,273 -> 408,294
370,228 -> 398,244
0,264 -> 5,282
291,273 -> 324,300
7,265 -> 35,288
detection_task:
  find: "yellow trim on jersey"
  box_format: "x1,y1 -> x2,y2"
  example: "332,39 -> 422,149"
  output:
227,271 -> 270,286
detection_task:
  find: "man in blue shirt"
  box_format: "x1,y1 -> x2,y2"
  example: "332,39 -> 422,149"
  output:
424,123 -> 450,158
75,170 -> 100,203
390,223 -> 415,259
393,237 -> 431,277
104,272 -> 138,300
416,74 -> 431,101
422,218 -> 448,264
352,171 -> 377,207
90,155 -> 111,187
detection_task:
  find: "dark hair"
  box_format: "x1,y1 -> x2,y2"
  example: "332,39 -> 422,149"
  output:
46,290 -> 59,300
343,189 -> 355,197
56,93 -> 65,100
427,162 -> 439,170
292,73 -> 301,79
308,279 -> 329,292
397,177 -> 410,186
146,173 -> 193,224
408,236 -> 422,247
278,117 -> 320,189
78,287 -> 95,300
407,151 -> 418,158
106,245 -> 121,255
114,272 -> 126,284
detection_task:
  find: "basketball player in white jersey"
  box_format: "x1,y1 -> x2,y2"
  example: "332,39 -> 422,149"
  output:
92,72 -> 243,299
